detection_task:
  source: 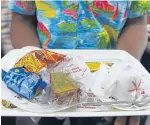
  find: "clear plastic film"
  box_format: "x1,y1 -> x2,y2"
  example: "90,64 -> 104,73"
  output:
37,56 -> 89,110
1,49 -> 89,113
2,47 -> 150,113
77,61 -> 150,111
102,62 -> 150,110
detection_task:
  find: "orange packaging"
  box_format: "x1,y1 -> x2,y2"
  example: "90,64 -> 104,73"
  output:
42,50 -> 66,63
14,50 -> 65,73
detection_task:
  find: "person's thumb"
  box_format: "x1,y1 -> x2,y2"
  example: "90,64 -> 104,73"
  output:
114,117 -> 127,125
129,116 -> 140,125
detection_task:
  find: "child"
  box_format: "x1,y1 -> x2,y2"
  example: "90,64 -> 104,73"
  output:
9,0 -> 150,125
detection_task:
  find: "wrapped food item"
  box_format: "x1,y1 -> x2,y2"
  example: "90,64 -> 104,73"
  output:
104,62 -> 150,104
2,99 -> 17,108
51,72 -> 81,105
34,56 -> 88,109
51,56 -> 92,80
44,50 -> 66,63
44,56 -> 89,107
2,67 -> 47,100
1,48 -> 88,112
14,50 -> 65,73
14,50 -> 47,73
90,63 -> 111,97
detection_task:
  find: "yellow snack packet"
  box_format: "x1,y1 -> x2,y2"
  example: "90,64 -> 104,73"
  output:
14,50 -> 65,73
14,51 -> 47,73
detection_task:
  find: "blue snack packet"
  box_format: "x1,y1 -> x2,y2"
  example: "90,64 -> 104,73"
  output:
1,67 -> 47,100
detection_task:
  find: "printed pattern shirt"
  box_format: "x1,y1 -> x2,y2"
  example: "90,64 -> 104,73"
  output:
9,0 -> 150,49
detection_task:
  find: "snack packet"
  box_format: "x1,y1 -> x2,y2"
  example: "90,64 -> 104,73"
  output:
2,67 -> 47,100
1,49 -> 90,112
14,50 -> 65,73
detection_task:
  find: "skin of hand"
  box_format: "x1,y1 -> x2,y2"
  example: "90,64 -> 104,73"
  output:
117,16 -> 148,61
10,12 -> 40,48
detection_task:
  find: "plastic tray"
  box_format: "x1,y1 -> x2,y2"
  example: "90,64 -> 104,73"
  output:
1,46 -> 150,116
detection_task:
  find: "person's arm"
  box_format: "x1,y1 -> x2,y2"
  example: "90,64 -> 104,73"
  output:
117,16 -> 148,61
9,1 -> 40,48
11,12 -> 40,49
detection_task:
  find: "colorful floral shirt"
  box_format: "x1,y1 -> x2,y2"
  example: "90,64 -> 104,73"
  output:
9,0 -> 150,49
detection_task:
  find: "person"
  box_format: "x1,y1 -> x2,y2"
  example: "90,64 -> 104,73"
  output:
9,0 -> 150,125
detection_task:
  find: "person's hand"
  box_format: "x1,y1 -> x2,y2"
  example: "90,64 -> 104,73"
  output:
115,116 -> 140,125
105,116 -> 140,125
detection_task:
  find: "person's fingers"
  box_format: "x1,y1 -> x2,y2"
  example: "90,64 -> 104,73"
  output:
114,117 -> 127,125
129,116 -> 140,125
104,117 -> 113,123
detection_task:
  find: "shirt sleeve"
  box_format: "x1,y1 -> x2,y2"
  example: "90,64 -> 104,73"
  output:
9,0 -> 36,15
128,1 -> 150,18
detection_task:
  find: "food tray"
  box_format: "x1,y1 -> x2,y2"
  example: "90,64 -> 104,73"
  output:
1,46 -> 150,116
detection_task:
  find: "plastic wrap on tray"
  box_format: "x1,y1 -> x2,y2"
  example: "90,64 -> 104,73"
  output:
2,47 -> 150,112
38,56 -> 89,108
50,72 -> 81,106
1,48 -> 91,112
1,67 -> 47,100
14,50 -> 65,73
102,62 -> 150,109
37,70 -> 51,104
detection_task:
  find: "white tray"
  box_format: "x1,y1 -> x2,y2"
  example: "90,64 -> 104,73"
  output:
1,46 -> 150,116
2,106 -> 150,117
